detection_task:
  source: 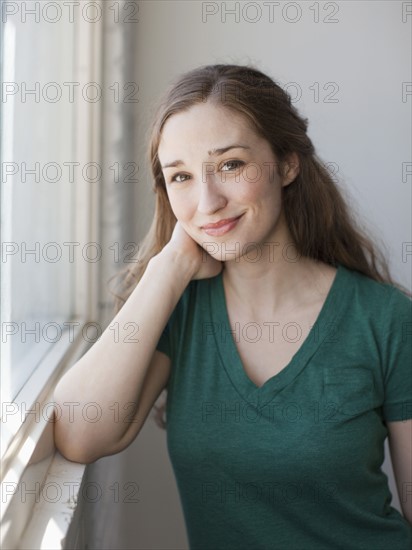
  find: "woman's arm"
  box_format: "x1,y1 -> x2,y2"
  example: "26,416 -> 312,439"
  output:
53,247 -> 197,464
387,419 -> 412,525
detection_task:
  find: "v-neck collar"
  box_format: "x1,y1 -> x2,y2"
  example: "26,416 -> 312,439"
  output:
208,263 -> 347,407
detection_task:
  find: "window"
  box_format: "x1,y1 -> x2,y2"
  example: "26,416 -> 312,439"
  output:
1,10 -> 77,402
1,2 -> 103,546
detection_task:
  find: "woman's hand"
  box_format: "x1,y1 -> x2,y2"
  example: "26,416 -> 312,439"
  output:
164,221 -> 223,280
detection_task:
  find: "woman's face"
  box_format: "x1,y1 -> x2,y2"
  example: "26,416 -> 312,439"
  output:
157,101 -> 299,262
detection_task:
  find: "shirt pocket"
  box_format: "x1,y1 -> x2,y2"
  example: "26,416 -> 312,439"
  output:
323,366 -> 375,417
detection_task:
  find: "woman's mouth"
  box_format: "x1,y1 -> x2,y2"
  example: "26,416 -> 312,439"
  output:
201,214 -> 243,236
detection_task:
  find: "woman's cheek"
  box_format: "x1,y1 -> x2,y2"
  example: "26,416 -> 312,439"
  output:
181,222 -> 202,245
167,189 -> 196,222
180,223 -> 223,259
166,195 -> 186,223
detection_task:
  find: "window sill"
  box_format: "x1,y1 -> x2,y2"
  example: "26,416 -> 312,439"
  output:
1,319 -> 86,460
1,322 -> 92,550
17,452 -> 86,550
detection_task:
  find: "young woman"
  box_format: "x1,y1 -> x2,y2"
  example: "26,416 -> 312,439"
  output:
54,64 -> 412,549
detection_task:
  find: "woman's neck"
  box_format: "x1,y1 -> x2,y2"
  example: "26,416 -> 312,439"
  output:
222,254 -> 337,318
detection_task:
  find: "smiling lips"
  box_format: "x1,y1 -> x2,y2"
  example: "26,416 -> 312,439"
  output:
201,214 -> 243,236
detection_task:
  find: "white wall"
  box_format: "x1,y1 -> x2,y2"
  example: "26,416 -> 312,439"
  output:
114,1 -> 411,548
135,0 -> 411,286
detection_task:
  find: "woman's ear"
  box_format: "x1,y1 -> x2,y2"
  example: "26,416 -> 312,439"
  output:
282,152 -> 300,187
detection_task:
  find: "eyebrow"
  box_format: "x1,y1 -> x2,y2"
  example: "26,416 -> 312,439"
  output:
160,144 -> 251,170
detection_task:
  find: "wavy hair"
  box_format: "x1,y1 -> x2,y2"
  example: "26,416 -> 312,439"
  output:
108,64 -> 410,430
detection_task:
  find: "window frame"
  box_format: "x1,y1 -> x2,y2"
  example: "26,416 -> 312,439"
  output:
1,5 -> 103,548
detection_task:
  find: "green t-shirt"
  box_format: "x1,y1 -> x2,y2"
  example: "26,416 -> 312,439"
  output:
156,263 -> 412,550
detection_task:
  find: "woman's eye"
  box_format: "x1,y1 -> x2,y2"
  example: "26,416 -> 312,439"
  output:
168,161 -> 244,183
170,173 -> 189,183
221,160 -> 244,171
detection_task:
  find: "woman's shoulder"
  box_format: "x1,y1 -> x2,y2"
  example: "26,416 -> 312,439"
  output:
339,263 -> 411,321
340,263 -> 409,297
171,272 -> 222,317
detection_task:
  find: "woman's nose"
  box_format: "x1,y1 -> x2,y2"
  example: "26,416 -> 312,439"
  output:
197,173 -> 228,215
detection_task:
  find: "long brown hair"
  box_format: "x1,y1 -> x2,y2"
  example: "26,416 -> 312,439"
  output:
108,63 -> 410,429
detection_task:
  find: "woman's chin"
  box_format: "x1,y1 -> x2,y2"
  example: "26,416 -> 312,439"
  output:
197,244 -> 241,264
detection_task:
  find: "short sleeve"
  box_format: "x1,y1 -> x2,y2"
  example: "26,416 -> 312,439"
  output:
156,321 -> 171,359
381,287 -> 412,422
154,282 -> 192,360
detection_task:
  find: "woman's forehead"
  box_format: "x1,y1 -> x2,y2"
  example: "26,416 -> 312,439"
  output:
158,104 -> 259,157
164,102 -> 252,134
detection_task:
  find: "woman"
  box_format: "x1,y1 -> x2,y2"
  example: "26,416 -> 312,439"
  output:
54,64 -> 412,549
